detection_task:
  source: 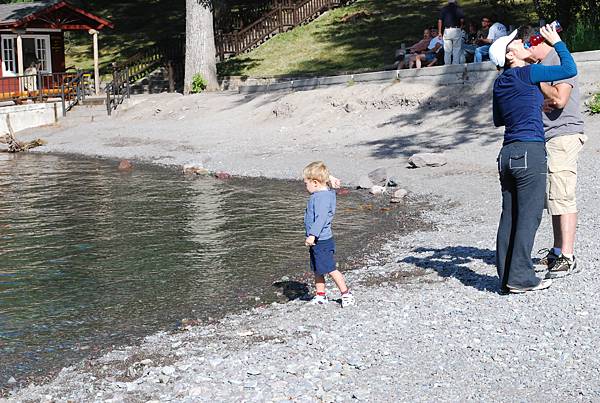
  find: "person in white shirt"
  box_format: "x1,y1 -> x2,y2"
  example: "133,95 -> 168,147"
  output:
474,15 -> 507,62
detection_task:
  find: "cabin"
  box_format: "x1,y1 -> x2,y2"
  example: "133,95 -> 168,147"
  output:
0,0 -> 112,101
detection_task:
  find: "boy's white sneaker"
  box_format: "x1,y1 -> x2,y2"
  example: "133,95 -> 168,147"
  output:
341,292 -> 356,308
309,295 -> 328,305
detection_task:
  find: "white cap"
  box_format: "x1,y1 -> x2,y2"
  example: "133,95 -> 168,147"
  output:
489,29 -> 518,68
448,0 -> 457,3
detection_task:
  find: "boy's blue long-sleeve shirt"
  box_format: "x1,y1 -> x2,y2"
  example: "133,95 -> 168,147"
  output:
493,41 -> 577,145
304,189 -> 336,240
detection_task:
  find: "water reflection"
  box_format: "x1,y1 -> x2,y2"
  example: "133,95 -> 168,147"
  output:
0,153 -> 425,388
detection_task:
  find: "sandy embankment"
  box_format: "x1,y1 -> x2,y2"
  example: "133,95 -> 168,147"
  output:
6,68 -> 600,401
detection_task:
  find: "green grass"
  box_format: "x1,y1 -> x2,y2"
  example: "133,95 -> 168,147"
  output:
218,0 -> 537,77
55,0 -> 596,79
63,0 -> 184,73
588,92 -> 600,114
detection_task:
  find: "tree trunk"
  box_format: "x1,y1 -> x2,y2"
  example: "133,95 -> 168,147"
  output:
185,1 -> 219,93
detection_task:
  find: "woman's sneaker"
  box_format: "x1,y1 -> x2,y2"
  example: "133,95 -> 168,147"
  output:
309,295 -> 328,305
341,292 -> 356,308
545,255 -> 578,279
505,278 -> 552,294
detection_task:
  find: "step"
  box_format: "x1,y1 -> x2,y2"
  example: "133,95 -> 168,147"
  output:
80,96 -> 106,106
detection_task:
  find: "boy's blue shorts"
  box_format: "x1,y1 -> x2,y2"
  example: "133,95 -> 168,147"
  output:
309,237 -> 336,276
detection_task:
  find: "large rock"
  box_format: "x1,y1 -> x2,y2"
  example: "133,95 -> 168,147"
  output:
357,175 -> 373,189
183,163 -> 209,175
118,160 -> 133,171
369,185 -> 386,195
367,167 -> 388,186
390,188 -> 408,203
408,153 -> 447,168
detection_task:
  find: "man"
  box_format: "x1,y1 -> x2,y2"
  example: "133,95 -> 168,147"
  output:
397,28 -> 431,69
410,28 -> 443,69
474,15 -> 506,63
527,29 -> 586,278
438,0 -> 464,65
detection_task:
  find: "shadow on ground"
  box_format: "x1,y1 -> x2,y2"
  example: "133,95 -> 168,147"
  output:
272,280 -> 310,301
360,74 -> 500,158
401,245 -> 499,293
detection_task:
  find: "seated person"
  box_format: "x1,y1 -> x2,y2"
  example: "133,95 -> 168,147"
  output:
474,15 -> 506,63
461,22 -> 480,63
408,28 -> 443,68
396,28 -> 432,69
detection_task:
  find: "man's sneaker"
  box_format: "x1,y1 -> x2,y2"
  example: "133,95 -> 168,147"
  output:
309,295 -> 328,305
505,278 -> 552,294
341,292 -> 355,308
545,255 -> 578,279
535,248 -> 559,271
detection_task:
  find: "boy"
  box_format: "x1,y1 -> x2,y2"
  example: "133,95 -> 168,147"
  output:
303,161 -> 355,307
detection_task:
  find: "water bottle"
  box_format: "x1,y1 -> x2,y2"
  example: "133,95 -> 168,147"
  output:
524,20 -> 562,48
550,20 -> 562,32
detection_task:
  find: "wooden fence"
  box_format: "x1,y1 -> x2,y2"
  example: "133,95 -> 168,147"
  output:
216,0 -> 350,60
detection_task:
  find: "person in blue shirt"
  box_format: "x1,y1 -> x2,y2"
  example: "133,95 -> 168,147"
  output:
303,161 -> 355,307
489,24 -> 576,294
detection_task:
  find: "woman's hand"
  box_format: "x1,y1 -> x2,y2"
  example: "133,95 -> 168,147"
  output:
540,24 -> 561,46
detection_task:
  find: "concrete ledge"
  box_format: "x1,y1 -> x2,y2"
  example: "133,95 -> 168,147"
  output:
573,50 -> 600,62
0,103 -> 58,133
234,50 -> 600,95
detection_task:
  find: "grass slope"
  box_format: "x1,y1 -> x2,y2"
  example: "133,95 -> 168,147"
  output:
218,0 -> 536,77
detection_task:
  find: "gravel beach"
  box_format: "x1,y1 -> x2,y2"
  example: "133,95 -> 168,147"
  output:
4,67 -> 600,401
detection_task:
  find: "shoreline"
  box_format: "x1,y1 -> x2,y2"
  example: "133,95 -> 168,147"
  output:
4,78 -> 600,400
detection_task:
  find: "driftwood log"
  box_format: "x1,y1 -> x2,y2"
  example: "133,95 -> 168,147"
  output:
0,115 -> 46,152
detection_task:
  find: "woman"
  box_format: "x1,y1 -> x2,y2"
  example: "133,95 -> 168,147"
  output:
489,25 -> 576,294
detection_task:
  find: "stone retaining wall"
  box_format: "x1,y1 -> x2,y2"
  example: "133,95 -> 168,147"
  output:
0,103 -> 59,134
224,50 -> 600,94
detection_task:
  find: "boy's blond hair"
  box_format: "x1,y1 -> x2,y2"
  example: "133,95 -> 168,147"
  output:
303,161 -> 330,184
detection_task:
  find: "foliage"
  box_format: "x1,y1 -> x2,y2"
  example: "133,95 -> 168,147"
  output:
563,20 -> 600,52
190,73 -> 208,93
481,0 -> 599,31
587,93 -> 600,115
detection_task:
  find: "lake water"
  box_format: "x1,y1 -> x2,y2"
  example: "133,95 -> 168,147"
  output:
0,153 -> 428,390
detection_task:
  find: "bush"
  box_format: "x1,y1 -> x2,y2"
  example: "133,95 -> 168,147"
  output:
564,20 -> 600,52
190,73 -> 207,93
587,93 -> 600,115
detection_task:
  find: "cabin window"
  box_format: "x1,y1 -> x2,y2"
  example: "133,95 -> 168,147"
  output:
1,34 -> 53,74
2,37 -> 15,74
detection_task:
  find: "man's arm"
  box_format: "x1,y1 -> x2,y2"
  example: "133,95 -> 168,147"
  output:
438,18 -> 443,38
540,82 -> 573,109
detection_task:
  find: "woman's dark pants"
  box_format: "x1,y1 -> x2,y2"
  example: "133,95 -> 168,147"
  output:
496,141 -> 546,289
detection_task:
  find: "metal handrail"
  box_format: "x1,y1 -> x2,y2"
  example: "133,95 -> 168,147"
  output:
0,71 -> 86,116
61,71 -> 86,117
105,66 -> 130,116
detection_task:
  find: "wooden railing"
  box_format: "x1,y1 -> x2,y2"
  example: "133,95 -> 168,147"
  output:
216,0 -> 350,59
0,71 -> 86,116
111,39 -> 185,90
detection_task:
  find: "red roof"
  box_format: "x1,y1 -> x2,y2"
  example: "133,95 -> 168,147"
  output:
0,0 -> 113,30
